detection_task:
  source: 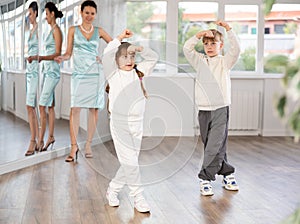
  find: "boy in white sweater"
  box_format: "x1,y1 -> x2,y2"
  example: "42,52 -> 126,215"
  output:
183,20 -> 241,196
103,29 -> 158,212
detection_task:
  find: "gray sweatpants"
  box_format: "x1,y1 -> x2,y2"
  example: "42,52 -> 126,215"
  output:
198,106 -> 235,181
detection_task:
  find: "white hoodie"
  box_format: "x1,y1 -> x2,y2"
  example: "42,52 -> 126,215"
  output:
183,30 -> 240,111
103,38 -> 158,120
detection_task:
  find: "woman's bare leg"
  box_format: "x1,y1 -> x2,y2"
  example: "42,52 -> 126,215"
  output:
85,108 -> 98,157
38,105 -> 46,150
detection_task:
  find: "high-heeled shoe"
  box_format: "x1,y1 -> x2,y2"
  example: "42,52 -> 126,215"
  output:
25,140 -> 37,156
65,144 -> 79,162
42,136 -> 55,151
36,141 -> 44,152
84,141 -> 93,158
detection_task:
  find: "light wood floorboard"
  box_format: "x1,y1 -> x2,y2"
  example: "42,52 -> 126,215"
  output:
0,136 -> 299,224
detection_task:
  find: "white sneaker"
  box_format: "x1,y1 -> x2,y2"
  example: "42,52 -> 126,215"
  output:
106,188 -> 120,207
134,194 -> 150,213
223,174 -> 239,191
200,180 -> 214,196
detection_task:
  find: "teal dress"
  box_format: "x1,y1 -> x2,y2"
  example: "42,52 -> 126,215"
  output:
71,26 -> 105,109
26,29 -> 39,107
39,27 -> 60,106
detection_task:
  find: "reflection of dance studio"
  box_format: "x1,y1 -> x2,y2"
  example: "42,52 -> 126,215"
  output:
0,0 -> 300,223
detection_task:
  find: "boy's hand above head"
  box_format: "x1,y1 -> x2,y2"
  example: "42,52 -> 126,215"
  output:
216,20 -> 231,32
118,29 -> 133,41
196,30 -> 214,39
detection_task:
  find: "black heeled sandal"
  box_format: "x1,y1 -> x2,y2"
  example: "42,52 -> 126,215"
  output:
25,140 -> 37,156
36,141 -> 44,152
42,136 -> 55,151
65,144 -> 79,162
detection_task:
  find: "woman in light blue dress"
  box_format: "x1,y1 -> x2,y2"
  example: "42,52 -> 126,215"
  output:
25,1 -> 39,156
36,2 -> 63,152
55,0 -> 112,162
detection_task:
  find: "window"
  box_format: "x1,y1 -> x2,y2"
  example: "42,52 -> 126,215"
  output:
0,21 -> 4,72
62,9 -> 75,70
225,5 -> 258,72
264,3 -> 300,73
241,25 -> 249,34
15,15 -> 22,69
178,2 -> 219,73
60,10 -> 66,53
8,20 -> 15,69
265,27 -> 270,34
126,1 -> 166,72
274,24 -> 285,34
73,6 -> 81,25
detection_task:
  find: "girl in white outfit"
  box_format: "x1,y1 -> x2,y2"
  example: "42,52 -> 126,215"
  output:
102,29 -> 158,213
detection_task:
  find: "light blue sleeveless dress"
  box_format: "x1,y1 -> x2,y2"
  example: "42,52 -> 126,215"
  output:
39,27 -> 60,107
71,26 -> 105,109
26,29 -> 39,107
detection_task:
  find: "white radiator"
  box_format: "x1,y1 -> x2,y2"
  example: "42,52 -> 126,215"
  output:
229,90 -> 261,130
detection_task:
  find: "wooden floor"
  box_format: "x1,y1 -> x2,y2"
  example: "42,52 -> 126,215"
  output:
0,135 -> 299,224
0,111 -> 86,164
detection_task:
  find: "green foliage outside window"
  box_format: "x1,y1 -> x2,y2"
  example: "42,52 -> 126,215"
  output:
126,2 -> 155,39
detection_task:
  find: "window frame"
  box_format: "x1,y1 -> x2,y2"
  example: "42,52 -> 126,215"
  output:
0,0 -> 298,75
127,0 -> 300,76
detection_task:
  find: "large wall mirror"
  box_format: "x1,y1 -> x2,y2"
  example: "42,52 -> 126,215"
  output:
0,0 -> 112,172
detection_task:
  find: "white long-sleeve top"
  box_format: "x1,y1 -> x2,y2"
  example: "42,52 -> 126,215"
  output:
183,30 -> 240,111
103,38 -> 158,120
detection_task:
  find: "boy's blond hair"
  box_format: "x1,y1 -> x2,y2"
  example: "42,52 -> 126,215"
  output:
202,29 -> 224,43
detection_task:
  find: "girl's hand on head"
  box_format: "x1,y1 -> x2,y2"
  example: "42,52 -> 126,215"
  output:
127,45 -> 143,54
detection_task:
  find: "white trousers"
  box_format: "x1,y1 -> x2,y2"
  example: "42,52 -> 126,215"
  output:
109,117 -> 144,197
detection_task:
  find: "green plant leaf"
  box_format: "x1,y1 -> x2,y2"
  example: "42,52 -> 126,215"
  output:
288,109 -> 300,135
263,0 -> 276,15
286,64 -> 299,79
277,95 -> 287,118
281,208 -> 300,224
296,57 -> 300,67
265,55 -> 289,67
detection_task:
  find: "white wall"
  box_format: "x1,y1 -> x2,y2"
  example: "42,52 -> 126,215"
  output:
2,71 -> 292,137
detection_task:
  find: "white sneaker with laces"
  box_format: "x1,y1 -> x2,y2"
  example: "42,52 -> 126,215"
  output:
134,194 -> 150,213
106,187 -> 120,207
200,180 -> 214,196
223,174 -> 239,191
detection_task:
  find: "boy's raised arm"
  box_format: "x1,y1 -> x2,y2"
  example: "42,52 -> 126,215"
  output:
217,20 -> 241,69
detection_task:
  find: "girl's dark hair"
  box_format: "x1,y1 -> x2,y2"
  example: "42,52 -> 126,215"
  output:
81,0 -> 97,12
110,42 -> 147,98
45,2 -> 63,19
29,1 -> 38,17
115,42 -> 145,79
